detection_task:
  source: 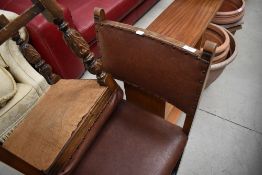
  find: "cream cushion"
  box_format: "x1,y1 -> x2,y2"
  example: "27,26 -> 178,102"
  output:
0,10 -> 48,96
0,54 -> 7,68
0,67 -> 16,107
0,83 -> 39,143
0,10 -> 50,143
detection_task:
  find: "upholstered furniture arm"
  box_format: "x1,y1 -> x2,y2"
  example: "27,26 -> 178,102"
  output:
0,10 -> 49,96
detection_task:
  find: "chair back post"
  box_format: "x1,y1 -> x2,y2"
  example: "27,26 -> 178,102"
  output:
0,14 -> 60,84
92,8 -> 120,88
183,41 -> 216,135
94,7 -> 106,23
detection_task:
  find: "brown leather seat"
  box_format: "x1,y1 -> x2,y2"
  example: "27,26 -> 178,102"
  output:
71,101 -> 187,175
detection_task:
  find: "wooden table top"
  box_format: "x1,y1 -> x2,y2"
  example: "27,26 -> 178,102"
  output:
147,0 -> 224,46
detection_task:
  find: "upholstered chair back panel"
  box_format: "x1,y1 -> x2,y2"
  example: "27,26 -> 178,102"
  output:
97,21 -> 210,116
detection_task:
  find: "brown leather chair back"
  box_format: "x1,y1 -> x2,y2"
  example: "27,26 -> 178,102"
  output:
95,12 -> 216,116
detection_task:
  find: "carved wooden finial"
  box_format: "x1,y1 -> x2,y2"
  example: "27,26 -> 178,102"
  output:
0,14 -> 60,84
201,40 -> 217,62
94,8 -> 106,23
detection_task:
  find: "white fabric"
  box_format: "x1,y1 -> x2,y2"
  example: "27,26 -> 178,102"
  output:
0,10 -> 50,142
0,10 -> 49,96
0,83 -> 40,143
0,66 -> 16,107
0,54 -> 7,68
0,40 -> 49,95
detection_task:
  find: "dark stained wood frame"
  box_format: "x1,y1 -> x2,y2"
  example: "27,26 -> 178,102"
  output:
0,0 -> 217,174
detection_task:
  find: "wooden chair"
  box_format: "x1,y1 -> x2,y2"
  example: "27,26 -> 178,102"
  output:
64,9 -> 216,175
0,1 -> 121,175
0,1 -> 216,175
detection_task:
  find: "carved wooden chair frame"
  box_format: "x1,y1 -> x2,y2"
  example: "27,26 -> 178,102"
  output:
0,1 -> 216,174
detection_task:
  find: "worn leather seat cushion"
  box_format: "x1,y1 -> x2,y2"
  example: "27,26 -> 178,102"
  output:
72,101 -> 187,175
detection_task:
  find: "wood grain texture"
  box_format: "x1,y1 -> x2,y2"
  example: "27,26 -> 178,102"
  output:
3,80 -> 112,172
148,0 -> 224,46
